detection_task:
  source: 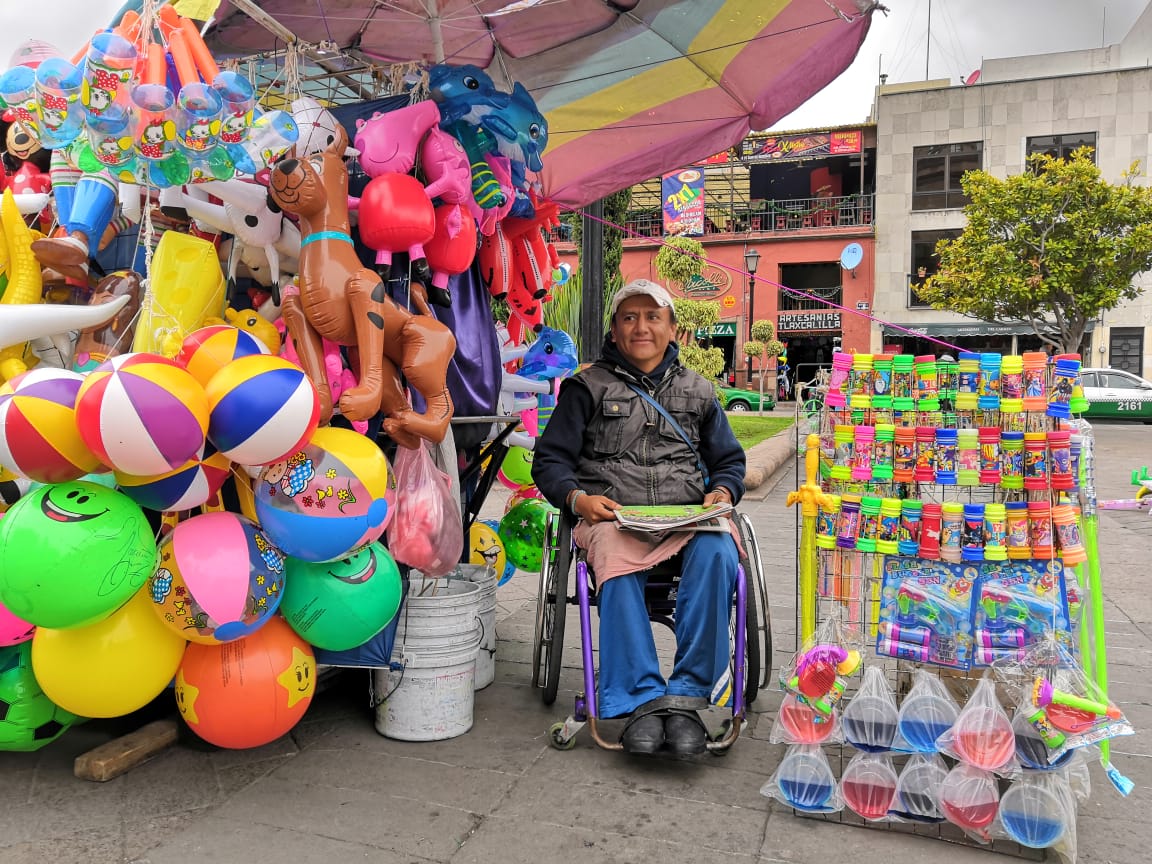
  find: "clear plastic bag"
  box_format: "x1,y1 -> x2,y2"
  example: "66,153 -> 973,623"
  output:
994,772 -> 1077,859
939,762 -> 1000,843
386,442 -> 463,578
936,673 -> 1016,773
759,743 -> 843,814
895,669 -> 960,753
842,665 -> 899,752
779,616 -> 864,719
768,691 -> 843,745
840,751 -> 899,821
890,753 -> 949,823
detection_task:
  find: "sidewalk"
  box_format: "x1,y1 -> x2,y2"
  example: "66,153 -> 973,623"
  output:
0,425 -> 1147,864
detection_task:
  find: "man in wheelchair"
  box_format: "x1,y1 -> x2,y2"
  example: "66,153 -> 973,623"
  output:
532,279 -> 746,756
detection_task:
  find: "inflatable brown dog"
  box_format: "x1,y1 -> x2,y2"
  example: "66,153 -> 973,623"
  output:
267,125 -> 456,449
72,270 -> 143,372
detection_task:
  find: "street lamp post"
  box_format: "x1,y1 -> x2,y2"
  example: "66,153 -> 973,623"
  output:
744,247 -> 761,386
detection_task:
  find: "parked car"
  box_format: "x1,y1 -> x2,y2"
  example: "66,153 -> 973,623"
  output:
1080,367 -> 1152,421
719,386 -> 776,412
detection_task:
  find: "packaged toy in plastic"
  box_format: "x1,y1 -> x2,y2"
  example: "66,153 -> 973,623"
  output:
891,753 -> 949,822
780,616 -> 863,719
760,743 -> 843,813
840,751 -> 898,821
876,557 -> 978,668
841,665 -> 898,752
936,673 -> 1016,773
973,559 -> 1073,664
896,668 -> 961,753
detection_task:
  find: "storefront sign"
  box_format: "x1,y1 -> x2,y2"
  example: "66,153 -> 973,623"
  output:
778,312 -> 842,331
662,168 -> 705,236
696,322 -> 737,338
741,130 -> 862,163
682,265 -> 732,296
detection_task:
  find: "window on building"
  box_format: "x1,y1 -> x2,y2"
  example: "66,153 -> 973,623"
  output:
908,229 -> 961,308
1026,132 -> 1097,165
1108,327 -> 1144,376
912,142 -> 982,210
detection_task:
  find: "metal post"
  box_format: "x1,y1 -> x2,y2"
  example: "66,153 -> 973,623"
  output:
746,273 -> 756,385
580,199 -> 606,364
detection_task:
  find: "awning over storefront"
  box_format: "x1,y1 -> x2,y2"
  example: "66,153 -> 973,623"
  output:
882,320 -> 1095,338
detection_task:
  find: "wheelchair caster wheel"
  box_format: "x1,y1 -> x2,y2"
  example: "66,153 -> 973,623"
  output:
549,721 -> 578,750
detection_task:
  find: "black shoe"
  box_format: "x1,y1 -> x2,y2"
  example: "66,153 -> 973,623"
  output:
664,710 -> 707,756
620,712 -> 665,755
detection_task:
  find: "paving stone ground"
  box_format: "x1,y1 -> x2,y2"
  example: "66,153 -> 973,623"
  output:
0,423 -> 1148,864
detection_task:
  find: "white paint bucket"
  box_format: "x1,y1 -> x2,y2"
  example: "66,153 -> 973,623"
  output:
454,564 -> 497,690
374,579 -> 482,741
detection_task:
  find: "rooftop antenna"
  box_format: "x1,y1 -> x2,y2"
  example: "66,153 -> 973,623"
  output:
925,0 -> 932,80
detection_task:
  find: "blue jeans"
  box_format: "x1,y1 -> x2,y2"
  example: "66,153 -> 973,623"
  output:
596,532 -> 739,718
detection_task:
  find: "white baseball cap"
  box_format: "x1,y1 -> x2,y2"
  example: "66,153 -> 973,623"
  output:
609,279 -> 675,319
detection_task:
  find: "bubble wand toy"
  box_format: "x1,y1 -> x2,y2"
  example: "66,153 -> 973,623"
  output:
1031,678 -> 1121,720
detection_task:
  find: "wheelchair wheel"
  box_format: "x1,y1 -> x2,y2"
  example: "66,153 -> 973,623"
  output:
737,513 -> 772,695
532,511 -> 570,705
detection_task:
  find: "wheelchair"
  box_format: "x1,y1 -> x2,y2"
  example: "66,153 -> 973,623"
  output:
531,508 -> 772,753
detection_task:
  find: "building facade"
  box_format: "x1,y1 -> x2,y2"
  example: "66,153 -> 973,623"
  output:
557,127 -> 880,391
871,12 -> 1152,378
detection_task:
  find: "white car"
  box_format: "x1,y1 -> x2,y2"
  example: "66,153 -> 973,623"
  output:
1080,367 -> 1152,421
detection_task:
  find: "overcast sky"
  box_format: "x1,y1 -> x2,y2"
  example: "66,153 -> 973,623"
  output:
0,0 -> 125,67
774,0 -> 1150,130
4,1 -> 1149,135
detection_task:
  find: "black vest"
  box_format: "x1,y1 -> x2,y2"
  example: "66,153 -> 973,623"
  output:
571,362 -> 714,506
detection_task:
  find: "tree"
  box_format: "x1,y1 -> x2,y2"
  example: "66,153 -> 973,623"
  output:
654,236 -> 705,289
672,298 -> 726,386
918,148 -> 1152,353
742,320 -> 785,413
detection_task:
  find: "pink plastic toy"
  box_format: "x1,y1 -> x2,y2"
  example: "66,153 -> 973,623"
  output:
353,100 -> 441,178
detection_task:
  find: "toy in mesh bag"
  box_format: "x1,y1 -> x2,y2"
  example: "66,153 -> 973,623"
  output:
935,672 -> 1016,774
760,743 -> 843,814
841,665 -> 899,752
890,753 -> 948,823
386,441 -> 463,578
779,616 -> 863,718
840,751 -> 899,821
895,668 -> 961,753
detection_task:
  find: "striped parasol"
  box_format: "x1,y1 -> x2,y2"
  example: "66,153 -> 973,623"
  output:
200,0 -> 882,206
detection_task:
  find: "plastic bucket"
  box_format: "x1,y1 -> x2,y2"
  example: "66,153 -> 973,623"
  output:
375,579 -> 482,741
457,565 -> 497,689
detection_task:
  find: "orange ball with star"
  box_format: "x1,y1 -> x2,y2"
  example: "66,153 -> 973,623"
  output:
174,615 -> 315,749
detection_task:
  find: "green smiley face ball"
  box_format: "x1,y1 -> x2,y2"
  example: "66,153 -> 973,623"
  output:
0,481 -> 157,629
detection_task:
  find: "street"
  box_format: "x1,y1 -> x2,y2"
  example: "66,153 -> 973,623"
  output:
0,422 -> 1148,864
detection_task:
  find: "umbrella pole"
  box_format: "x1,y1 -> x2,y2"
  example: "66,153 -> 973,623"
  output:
428,0 -> 446,63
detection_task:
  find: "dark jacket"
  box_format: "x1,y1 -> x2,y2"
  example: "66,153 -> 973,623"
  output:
532,337 -> 746,510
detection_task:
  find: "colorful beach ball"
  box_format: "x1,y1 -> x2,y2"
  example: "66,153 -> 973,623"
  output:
0,369 -> 102,483
0,481 -> 156,629
114,442 -> 232,512
76,353 -> 209,476
177,325 -> 270,387
150,511 -> 286,645
497,445 -> 534,490
254,426 -> 391,563
281,542 -> 402,651
176,615 -> 315,749
205,354 -> 320,466
498,498 -> 554,573
469,520 -> 514,586
0,642 -> 80,752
